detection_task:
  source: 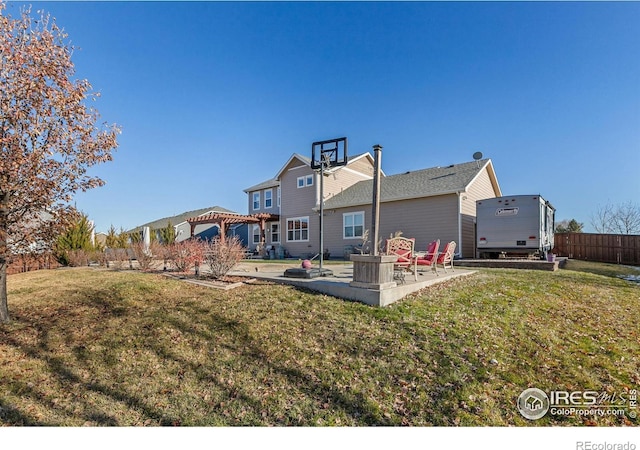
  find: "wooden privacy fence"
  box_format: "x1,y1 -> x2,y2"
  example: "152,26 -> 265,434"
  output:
6,253 -> 61,275
554,233 -> 640,265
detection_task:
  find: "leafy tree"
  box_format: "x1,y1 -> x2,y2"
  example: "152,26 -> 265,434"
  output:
105,225 -> 119,248
159,221 -> 176,244
590,202 -> 640,235
116,227 -> 129,249
555,219 -> 584,233
54,211 -> 95,265
0,4 -> 120,323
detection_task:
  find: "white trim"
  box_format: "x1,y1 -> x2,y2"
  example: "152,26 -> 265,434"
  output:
343,211 -> 365,240
286,216 -> 310,242
466,159 -> 502,197
252,192 -> 260,211
338,166 -> 374,180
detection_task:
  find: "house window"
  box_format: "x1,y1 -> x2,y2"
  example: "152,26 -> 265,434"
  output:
271,223 -> 280,243
252,225 -> 261,244
264,190 -> 272,209
277,187 -> 281,207
343,211 -> 364,239
252,192 -> 260,211
287,217 -> 309,242
297,175 -> 314,188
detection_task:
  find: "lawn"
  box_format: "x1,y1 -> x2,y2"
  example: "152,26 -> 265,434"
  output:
1,261 -> 638,426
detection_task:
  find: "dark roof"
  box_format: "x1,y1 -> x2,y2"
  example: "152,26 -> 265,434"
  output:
129,206 -> 236,232
243,178 -> 280,193
324,159 -> 494,209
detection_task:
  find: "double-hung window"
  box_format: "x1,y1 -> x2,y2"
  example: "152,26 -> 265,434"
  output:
264,190 -> 272,209
271,223 -> 280,243
252,192 -> 260,211
343,212 -> 364,239
287,217 -> 309,242
252,225 -> 261,244
297,175 -> 314,188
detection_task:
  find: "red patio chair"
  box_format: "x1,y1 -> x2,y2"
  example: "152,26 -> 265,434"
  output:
416,239 -> 440,274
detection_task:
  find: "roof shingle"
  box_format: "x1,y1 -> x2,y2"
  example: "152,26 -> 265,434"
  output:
323,159 -> 493,209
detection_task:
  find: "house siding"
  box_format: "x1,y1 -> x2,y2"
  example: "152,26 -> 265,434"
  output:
323,194 -> 459,258
274,156 -> 374,258
460,169 -> 500,257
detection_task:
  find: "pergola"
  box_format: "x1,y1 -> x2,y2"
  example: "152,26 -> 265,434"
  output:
186,212 -> 279,248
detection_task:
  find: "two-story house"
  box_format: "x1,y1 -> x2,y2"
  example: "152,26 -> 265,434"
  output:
244,153 -> 501,259
243,153 -> 376,257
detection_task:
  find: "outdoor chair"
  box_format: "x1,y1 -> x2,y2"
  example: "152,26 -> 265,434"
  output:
416,239 -> 440,275
385,236 -> 418,283
437,241 -> 456,273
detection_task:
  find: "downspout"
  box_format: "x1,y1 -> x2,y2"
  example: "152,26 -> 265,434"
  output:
457,192 -> 463,259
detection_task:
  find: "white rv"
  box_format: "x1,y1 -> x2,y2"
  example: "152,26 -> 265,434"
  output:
476,195 -> 555,259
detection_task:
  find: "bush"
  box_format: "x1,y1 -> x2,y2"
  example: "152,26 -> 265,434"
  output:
67,249 -> 90,267
203,236 -> 246,279
130,241 -> 163,272
166,239 -> 205,274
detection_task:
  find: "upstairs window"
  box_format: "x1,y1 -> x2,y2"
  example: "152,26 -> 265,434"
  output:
297,175 -> 314,188
264,190 -> 272,209
252,192 -> 260,210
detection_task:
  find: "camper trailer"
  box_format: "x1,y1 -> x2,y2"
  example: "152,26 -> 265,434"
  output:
476,195 -> 555,259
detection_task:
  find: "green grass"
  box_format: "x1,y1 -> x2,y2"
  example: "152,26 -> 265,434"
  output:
1,261 -> 638,426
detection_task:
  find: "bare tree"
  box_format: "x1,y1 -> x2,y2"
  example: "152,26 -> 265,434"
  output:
590,202 -> 640,235
0,3 -> 120,323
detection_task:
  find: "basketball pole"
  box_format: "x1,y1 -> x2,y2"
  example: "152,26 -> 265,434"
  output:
319,159 -> 325,273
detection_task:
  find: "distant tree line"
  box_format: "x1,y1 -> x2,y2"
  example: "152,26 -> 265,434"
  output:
555,201 -> 640,235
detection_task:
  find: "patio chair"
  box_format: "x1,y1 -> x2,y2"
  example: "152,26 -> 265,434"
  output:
416,239 -> 440,275
385,236 -> 417,283
437,241 -> 456,273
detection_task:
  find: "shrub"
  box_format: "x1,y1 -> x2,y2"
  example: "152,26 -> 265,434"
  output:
130,241 -> 161,272
203,236 -> 246,279
67,249 -> 90,267
166,239 -> 205,274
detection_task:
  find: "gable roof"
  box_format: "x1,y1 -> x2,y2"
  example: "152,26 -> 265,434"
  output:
129,206 -> 236,232
323,159 -> 500,209
245,152 -> 375,193
243,178 -> 280,194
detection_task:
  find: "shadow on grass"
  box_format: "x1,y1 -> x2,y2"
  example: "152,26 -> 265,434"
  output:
1,285 -> 183,426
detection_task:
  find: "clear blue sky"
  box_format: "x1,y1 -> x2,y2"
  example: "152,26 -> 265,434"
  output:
10,1 -> 640,233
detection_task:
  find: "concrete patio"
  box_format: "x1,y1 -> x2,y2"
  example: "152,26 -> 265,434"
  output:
229,262 -> 476,307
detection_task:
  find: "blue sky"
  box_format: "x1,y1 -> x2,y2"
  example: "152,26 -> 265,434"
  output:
9,1 -> 640,232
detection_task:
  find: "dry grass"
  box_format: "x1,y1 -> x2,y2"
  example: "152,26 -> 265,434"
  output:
1,261 -> 638,426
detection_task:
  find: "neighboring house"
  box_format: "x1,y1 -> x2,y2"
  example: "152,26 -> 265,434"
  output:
243,153 -> 376,256
129,206 -> 246,244
245,155 -> 501,259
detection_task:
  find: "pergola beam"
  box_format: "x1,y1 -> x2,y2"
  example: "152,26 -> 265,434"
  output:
186,213 -> 279,242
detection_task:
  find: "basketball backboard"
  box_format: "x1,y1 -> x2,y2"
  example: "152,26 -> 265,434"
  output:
311,137 -> 348,170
